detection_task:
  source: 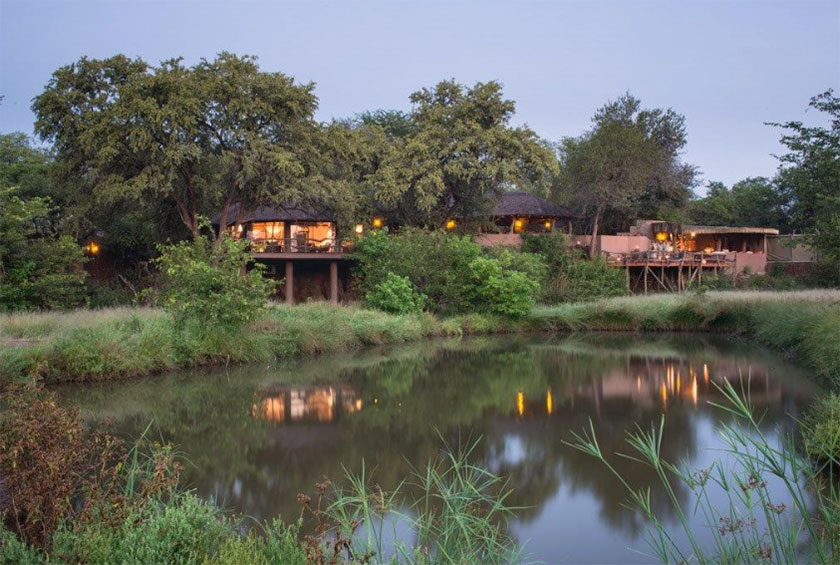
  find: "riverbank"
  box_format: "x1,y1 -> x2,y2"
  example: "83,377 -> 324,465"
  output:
2,289 -> 838,386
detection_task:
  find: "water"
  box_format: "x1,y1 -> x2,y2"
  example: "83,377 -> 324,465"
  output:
58,334 -> 819,563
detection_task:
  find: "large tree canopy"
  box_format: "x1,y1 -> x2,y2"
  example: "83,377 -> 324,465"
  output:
554,94 -> 697,255
685,177 -> 790,230
33,53 -> 321,239
769,90 -> 840,281
369,80 -> 558,228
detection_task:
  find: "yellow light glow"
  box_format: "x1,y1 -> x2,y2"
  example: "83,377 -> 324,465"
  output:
544,220 -> 552,229
546,388 -> 553,415
514,219 -> 524,228
372,218 -> 384,229
655,232 -> 668,242
354,223 -> 364,234
690,232 -> 697,238
516,391 -> 524,416
692,376 -> 698,406
86,241 -> 100,255
237,224 -> 243,233
703,364 -> 709,384
660,382 -> 668,406
445,219 -> 457,230
355,398 -> 363,411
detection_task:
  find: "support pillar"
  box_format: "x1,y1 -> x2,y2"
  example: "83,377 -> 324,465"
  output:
329,261 -> 338,305
285,262 -> 294,305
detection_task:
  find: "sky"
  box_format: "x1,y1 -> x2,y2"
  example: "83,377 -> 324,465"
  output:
1,0 -> 838,190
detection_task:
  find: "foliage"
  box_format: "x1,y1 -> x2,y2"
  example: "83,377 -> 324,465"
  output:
0,384 -> 180,547
554,93 -> 697,255
370,80 -> 558,228
0,187 -> 88,311
770,90 -> 840,284
352,229 -> 483,315
468,256 -> 539,318
149,234 -> 274,328
803,394 -> 840,465
326,438 -> 520,564
521,233 -> 627,303
365,272 -> 428,314
353,229 -> 540,317
567,380 -> 839,564
685,177 -> 791,230
32,53 -> 321,239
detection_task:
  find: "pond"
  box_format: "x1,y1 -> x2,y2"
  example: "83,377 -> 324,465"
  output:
58,334 -> 819,563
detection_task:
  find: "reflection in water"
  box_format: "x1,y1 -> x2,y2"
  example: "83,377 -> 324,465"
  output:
57,334 -> 818,564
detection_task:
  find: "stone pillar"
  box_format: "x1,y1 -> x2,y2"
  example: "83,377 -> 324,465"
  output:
329,261 -> 339,305
285,261 -> 294,305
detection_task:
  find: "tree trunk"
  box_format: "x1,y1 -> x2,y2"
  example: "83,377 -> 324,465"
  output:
589,205 -> 604,259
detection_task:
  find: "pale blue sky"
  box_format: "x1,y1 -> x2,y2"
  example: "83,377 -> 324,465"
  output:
1,0 -> 838,189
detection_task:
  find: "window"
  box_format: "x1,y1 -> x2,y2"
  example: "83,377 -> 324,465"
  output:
251,222 -> 284,241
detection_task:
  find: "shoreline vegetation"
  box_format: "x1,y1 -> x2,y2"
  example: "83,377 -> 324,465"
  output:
2,289 -> 839,387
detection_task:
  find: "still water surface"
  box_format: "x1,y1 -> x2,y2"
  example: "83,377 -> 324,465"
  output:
59,334 -> 818,563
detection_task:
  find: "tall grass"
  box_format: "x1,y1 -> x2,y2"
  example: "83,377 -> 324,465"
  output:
325,437 -> 520,564
2,290 -> 839,385
566,379 -> 840,564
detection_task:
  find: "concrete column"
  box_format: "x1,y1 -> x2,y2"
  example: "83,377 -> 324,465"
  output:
285,261 -> 294,305
329,261 -> 339,305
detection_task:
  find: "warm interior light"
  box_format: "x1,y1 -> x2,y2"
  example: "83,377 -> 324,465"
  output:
655,232 -> 668,242
690,231 -> 696,238
86,241 -> 100,255
354,223 -> 364,234
371,218 -> 383,229
544,220 -> 552,229
514,219 -> 524,228
445,219 -> 456,230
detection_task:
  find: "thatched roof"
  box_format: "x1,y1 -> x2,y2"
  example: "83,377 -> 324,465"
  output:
494,192 -> 577,218
213,202 -> 335,226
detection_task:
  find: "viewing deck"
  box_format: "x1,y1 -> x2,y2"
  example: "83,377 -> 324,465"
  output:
248,238 -> 348,261
602,250 -> 738,293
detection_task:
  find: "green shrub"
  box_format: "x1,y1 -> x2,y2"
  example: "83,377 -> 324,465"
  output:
468,256 -> 538,318
149,235 -> 274,328
803,394 -> 840,464
365,272 -> 427,314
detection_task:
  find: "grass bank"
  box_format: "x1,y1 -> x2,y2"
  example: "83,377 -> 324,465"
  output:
1,290 -> 838,386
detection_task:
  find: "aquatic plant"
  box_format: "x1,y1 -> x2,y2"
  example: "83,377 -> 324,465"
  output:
566,379 -> 840,563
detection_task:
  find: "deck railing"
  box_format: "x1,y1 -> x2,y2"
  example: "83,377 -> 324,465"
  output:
601,250 -> 736,267
248,237 -> 341,254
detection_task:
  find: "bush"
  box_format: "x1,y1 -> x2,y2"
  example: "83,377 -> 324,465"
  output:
522,232 -> 626,303
468,256 -> 539,318
149,235 -> 274,328
365,272 -> 428,314
803,394 -> 840,464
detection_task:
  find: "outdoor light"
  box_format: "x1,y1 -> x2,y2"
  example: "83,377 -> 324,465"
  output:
85,241 -> 100,255
445,219 -> 456,230
690,231 -> 696,238
514,219 -> 524,231
655,232 -> 668,242
371,217 -> 384,229
354,223 -> 364,234
544,220 -> 552,229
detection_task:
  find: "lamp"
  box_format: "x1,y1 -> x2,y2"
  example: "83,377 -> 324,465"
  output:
354,223 -> 364,235
85,241 -> 100,255
371,218 -> 384,229
445,219 -> 456,230
655,232 -> 668,242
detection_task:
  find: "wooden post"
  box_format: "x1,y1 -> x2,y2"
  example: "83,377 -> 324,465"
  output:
329,261 -> 338,305
644,256 -> 649,295
285,261 -> 294,305
625,263 -> 630,293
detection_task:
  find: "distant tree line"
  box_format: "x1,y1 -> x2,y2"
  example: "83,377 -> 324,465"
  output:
1,52 -> 837,310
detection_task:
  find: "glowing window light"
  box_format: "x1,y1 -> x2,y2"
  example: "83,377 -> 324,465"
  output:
516,391 -> 525,416
371,218 -> 384,229
513,218 -> 525,232
354,223 -> 364,235
655,232 -> 668,242
546,388 -> 553,415
445,219 -> 457,230
543,220 -> 552,230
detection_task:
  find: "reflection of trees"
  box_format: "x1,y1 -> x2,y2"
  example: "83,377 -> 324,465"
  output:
56,334 -> 817,535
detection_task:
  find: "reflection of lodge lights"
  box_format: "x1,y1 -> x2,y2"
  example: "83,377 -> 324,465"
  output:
546,388 -> 553,415
660,382 -> 668,405
692,376 -> 698,406
516,391 -> 524,416
703,364 -> 709,384
355,398 -> 363,411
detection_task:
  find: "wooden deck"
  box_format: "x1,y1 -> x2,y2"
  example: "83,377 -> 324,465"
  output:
603,251 -> 735,293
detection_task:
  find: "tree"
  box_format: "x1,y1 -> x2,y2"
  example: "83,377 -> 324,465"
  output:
0,187 -> 87,310
370,80 -> 558,228
555,94 -> 697,256
768,90 -> 840,281
685,177 -> 790,229
33,53 -> 320,240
